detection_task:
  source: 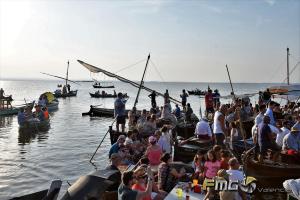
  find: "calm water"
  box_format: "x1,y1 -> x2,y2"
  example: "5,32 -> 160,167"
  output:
0,80 -> 275,199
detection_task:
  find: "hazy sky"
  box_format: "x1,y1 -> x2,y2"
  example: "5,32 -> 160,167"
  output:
0,0 -> 299,83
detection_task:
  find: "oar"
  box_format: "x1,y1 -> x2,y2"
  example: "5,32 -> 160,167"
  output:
89,115 -> 118,163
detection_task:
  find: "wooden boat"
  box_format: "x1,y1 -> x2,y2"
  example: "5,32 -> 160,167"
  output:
82,106 -> 130,117
229,139 -> 254,162
90,92 -> 128,98
93,83 -> 115,88
19,119 -> 50,131
173,137 -> 213,163
0,107 -> 20,116
47,99 -> 59,112
54,90 -> 78,98
10,179 -> 62,200
187,89 -> 206,95
242,147 -> 300,190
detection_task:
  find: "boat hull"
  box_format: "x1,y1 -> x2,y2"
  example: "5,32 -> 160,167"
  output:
174,138 -> 213,163
0,107 -> 19,116
89,93 -> 117,98
19,119 -> 50,131
47,100 -> 59,112
54,90 -> 77,98
83,106 -> 129,118
93,85 -> 115,88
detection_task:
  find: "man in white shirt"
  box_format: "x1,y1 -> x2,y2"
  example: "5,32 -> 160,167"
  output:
255,104 -> 266,126
157,126 -> 172,154
226,158 -> 246,200
195,117 -> 212,140
276,120 -> 290,147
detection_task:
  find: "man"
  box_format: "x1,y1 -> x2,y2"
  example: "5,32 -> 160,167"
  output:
213,89 -> 220,108
180,89 -> 188,111
213,104 -> 227,146
293,115 -> 300,130
226,158 -> 247,200
118,167 -> 153,200
255,104 -> 266,126
114,93 -> 127,133
163,89 -> 169,104
276,120 -> 290,148
174,104 -> 181,118
205,89 -> 214,114
185,103 -> 193,122
195,117 -> 212,140
0,88 -> 4,99
106,153 -> 122,171
257,116 -> 280,163
265,101 -> 276,126
109,135 -> 126,159
282,127 -> 300,151
67,84 -> 71,93
148,91 -> 157,109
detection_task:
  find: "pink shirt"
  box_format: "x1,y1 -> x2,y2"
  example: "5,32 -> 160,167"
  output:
147,148 -> 162,166
204,160 -> 221,178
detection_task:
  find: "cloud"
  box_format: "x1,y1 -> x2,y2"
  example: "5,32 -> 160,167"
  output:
264,0 -> 275,6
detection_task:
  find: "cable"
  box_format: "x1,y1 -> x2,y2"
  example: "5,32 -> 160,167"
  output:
114,58 -> 147,74
150,60 -> 166,82
281,61 -> 300,83
268,58 -> 287,83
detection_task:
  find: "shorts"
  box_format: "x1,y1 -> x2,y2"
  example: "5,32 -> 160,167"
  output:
117,115 -> 126,124
182,101 -> 187,107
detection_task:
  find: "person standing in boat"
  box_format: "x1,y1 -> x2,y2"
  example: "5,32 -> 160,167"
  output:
213,89 -> 220,108
67,84 -> 71,93
0,88 -> 4,99
282,127 -> 300,152
265,101 -> 276,126
205,89 -> 214,116
180,89 -> 188,111
257,115 -> 281,163
114,92 -> 127,133
148,91 -> 157,109
213,104 -> 228,146
163,89 -> 169,104
62,85 -> 67,95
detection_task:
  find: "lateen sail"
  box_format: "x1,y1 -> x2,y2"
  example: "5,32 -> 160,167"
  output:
77,60 -> 182,104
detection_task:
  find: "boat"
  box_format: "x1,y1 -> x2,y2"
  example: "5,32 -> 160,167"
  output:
54,90 -> 78,98
82,106 -> 130,117
40,92 -> 59,112
0,107 -> 21,116
187,89 -> 206,96
173,136 -> 213,163
41,60 -> 79,98
89,92 -> 128,98
93,82 -> 115,88
242,147 -> 300,192
19,119 -> 50,132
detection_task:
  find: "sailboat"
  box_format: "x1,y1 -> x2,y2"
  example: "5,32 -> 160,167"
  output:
41,61 -> 79,98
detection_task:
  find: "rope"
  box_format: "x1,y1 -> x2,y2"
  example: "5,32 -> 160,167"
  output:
114,58 -> 147,74
268,58 -> 287,83
150,60 -> 166,82
281,61 -> 300,83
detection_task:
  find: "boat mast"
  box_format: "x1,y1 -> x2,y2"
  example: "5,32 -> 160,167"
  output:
66,60 -> 69,87
134,54 -> 150,108
287,47 -> 290,85
226,64 -> 236,99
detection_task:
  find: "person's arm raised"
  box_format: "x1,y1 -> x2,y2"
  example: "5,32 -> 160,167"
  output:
136,167 -> 153,200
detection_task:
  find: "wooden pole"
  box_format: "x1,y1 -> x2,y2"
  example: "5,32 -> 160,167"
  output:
134,54 -> 150,108
66,60 -> 69,87
287,47 -> 290,85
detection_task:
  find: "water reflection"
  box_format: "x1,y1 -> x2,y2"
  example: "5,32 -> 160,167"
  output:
0,116 -> 13,127
18,129 -> 50,145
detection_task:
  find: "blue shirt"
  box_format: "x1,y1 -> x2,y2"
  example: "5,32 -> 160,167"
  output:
258,123 -> 272,148
283,133 -> 300,151
265,108 -> 275,125
18,112 -> 25,125
109,143 -> 120,158
175,107 -> 181,118
114,98 -> 126,117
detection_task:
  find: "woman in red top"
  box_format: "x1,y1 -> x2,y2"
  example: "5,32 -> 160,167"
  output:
145,136 -> 162,166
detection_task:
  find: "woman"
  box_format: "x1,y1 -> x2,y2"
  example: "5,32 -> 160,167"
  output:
132,165 -> 166,200
158,153 -> 185,192
192,150 -> 206,183
145,136 -> 162,166
230,122 -> 239,150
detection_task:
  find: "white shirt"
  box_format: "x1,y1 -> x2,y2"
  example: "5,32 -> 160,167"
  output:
125,137 -> 133,145
276,127 -> 290,147
157,131 -> 172,154
254,113 -> 264,125
226,169 -> 244,200
213,111 -> 224,134
195,119 -> 212,136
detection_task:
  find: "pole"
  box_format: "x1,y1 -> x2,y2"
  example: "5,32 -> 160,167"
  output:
66,60 -> 69,87
90,115 -> 118,162
134,54 -> 150,108
226,64 -> 236,99
287,47 -> 290,85
225,65 -> 247,150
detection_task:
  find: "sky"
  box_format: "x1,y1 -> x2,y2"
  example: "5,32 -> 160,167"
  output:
0,0 -> 299,83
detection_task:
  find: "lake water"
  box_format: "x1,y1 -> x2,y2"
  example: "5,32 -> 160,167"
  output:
0,80 -> 276,199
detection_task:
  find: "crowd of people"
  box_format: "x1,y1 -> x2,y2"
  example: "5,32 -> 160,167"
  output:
109,87 -> 300,200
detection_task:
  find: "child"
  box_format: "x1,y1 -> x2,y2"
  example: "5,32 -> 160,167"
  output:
213,145 -> 222,161
192,150 -> 206,183
220,150 -> 231,170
